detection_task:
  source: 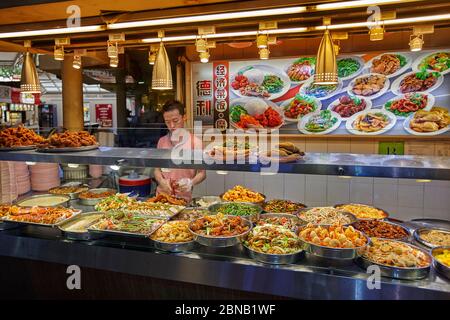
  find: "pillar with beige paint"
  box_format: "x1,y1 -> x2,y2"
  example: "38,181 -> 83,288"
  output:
62,56 -> 84,131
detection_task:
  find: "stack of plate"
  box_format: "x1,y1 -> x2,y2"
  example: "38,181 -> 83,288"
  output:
14,162 -> 31,195
0,161 -> 18,203
30,163 -> 60,191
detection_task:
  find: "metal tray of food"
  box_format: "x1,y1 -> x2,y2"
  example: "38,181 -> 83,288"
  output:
87,216 -> 165,239
189,215 -> 253,248
78,188 -> 117,206
0,145 -> 37,151
334,203 -> 390,220
262,199 -> 307,214
172,207 -> 211,221
431,246 -> 450,279
36,143 -> 100,153
58,212 -> 105,241
49,186 -> 89,200
16,194 -> 71,207
352,220 -> 412,242
1,208 -> 82,228
242,244 -> 305,265
220,192 -> 266,206
409,218 -> 450,230
297,207 -> 358,226
414,227 -> 450,248
152,239 -> 196,253
208,202 -> 262,223
257,213 -> 304,232
190,196 -> 222,208
355,240 -> 432,280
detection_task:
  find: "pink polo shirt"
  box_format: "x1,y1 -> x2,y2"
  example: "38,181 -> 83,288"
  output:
156,132 -> 203,202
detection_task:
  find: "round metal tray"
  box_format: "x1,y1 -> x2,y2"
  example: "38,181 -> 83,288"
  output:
0,145 -> 36,151
208,202 -> 262,223
242,244 -> 304,265
36,143 -> 100,153
58,212 -> 105,241
334,203 -> 390,220
262,200 -> 307,214
78,188 -> 117,206
431,246 -> 450,279
152,240 -> 196,253
352,220 -> 412,242
49,187 -> 89,200
356,239 -> 432,280
189,215 -> 253,248
220,192 -> 266,206
297,207 -> 357,226
257,213 -> 304,232
190,196 -> 222,208
16,194 -> 71,207
414,227 -> 450,248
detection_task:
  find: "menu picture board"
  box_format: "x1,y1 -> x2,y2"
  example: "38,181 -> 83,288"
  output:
95,104 -> 113,127
192,50 -> 450,136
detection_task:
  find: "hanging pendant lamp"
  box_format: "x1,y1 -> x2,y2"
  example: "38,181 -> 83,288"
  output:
314,29 -> 338,85
151,41 -> 173,90
20,52 -> 41,93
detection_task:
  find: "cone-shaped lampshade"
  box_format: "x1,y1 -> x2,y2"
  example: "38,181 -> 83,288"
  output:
20,52 -> 41,93
314,29 -> 338,85
151,42 -> 173,90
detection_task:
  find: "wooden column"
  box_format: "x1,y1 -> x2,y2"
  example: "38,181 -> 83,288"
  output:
116,69 -> 128,129
62,56 -> 83,131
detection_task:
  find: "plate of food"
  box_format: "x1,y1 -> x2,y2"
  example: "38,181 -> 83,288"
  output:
0,126 -> 45,151
280,93 -> 322,122
298,223 -> 369,259
1,205 -> 81,228
221,185 -> 265,204
78,188 -> 117,206
353,220 -> 411,241
356,238 -> 431,279
94,193 -> 137,212
383,92 -> 434,118
150,220 -> 196,252
412,51 -> 450,75
346,110 -> 397,135
242,224 -> 304,264
122,202 -> 185,219
189,213 -> 252,247
284,57 -> 316,84
206,138 -> 256,161
348,73 -> 390,100
16,194 -> 71,207
262,199 -> 307,214
58,212 -> 105,241
337,55 -> 365,81
414,227 -> 450,248
146,193 -> 187,206
403,107 -> 450,136
391,70 -> 443,95
36,131 -> 99,152
334,203 -> 389,220
231,65 -> 291,100
49,186 -> 89,200
208,202 -> 262,223
298,110 -> 342,135
366,52 -> 411,78
257,213 -> 303,232
229,97 -> 284,130
297,206 -> 357,226
299,77 -> 343,100
431,246 -> 450,279
258,142 -> 305,163
327,95 -> 372,121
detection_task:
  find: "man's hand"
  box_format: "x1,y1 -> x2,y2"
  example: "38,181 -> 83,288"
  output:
176,178 -> 193,192
158,178 -> 173,194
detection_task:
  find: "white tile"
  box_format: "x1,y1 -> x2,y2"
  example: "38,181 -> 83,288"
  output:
244,172 -> 264,193
396,206 -> 424,222
427,180 -> 450,188
284,173 -> 306,203
374,206 -> 398,218
205,171 -> 225,196
374,177 -> 398,185
424,186 -> 450,210
263,174 -> 285,200
224,171 -> 245,191
350,177 -> 374,184
423,208 -> 450,220
397,184 -> 424,208
307,201 -> 327,208
373,182 -> 398,207
398,178 -> 422,185
327,181 -> 350,206
305,175 -> 327,205
349,182 -> 373,205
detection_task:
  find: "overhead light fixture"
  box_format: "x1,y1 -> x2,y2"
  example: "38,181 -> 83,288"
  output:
259,47 -> 270,60
151,31 -> 173,90
107,41 -> 118,58
54,46 -> 64,61
333,40 -> 340,55
68,163 -> 79,168
195,37 -> 208,53
20,42 -> 41,94
256,33 -> 268,49
409,33 -> 424,51
72,55 -> 82,69
314,28 -> 338,85
369,23 -> 384,41
148,45 -> 158,65
110,56 -> 119,68
199,50 -> 210,63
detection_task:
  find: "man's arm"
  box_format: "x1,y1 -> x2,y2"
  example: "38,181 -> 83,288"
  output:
191,169 -> 206,186
154,167 -> 172,194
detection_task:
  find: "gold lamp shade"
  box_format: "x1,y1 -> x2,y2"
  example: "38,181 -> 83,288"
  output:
20,52 -> 41,93
151,42 -> 173,90
314,29 -> 338,85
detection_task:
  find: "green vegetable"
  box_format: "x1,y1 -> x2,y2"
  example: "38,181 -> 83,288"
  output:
416,68 -> 441,81
217,203 -> 260,216
396,54 -> 407,68
293,57 -> 316,65
230,105 -> 247,123
337,58 -> 361,78
305,110 -> 338,132
262,75 -> 284,93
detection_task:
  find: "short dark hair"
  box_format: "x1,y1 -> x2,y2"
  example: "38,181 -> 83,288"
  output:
162,100 -> 185,116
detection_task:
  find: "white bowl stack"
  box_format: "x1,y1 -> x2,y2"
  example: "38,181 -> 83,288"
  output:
14,162 -> 31,195
30,163 -> 60,192
0,161 -> 18,203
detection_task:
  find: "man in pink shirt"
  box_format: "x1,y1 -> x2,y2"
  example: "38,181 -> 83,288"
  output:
154,100 -> 206,202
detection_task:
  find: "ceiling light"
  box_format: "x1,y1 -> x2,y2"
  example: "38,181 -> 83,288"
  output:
196,37 -> 208,53
256,33 -> 268,49
333,41 -> 340,55
110,56 -> 118,68
315,0 -> 404,10
369,24 -> 384,41
68,163 -> 79,168
259,47 -> 270,60
54,46 -> 64,61
25,162 -> 36,166
72,55 -> 82,69
409,33 -> 424,51
148,45 -> 158,65
20,50 -> 41,94
199,50 -> 210,63
107,41 -> 118,58
152,34 -> 173,90
216,170 -> 228,175
314,29 -> 338,85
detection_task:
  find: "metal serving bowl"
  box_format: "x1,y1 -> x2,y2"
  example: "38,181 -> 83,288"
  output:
356,239 -> 432,280
220,192 -> 266,206
242,244 -> 305,265
78,188 -> 117,206
297,207 -> 358,226
414,227 -> 450,249
208,202 -> 262,223
431,246 -> 450,280
352,220 -> 412,242
188,215 -> 253,247
334,203 -> 389,220
16,194 -> 71,207
49,186 -> 89,200
257,213 -> 304,233
152,239 -> 196,253
58,212 -> 105,241
190,196 -> 222,208
262,200 -> 307,214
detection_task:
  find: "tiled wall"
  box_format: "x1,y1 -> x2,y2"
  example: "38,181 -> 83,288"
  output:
193,172 -> 450,222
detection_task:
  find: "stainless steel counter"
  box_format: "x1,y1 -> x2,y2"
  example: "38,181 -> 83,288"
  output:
1,147 -> 450,180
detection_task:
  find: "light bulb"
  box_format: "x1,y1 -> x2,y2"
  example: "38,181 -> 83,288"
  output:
256,33 -> 268,49
107,41 -> 118,58
110,57 -> 118,67
109,165 -> 120,171
148,51 -> 156,65
68,163 -> 79,168
72,55 -> 81,69
369,25 -> 384,41
259,48 -> 269,60
195,37 -> 208,53
200,51 -> 210,63
25,161 -> 36,166
409,34 -> 424,52
54,46 -> 64,60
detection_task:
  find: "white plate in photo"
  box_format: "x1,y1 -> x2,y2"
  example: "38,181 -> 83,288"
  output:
365,52 -> 412,79
382,93 -> 435,119
284,57 -> 316,85
229,97 -> 285,130
411,51 -> 450,75
280,94 -> 322,123
326,95 -> 372,122
347,73 -> 390,100
299,77 -> 343,101
298,110 -> 342,135
403,113 -> 450,136
390,70 -> 444,96
230,64 -> 291,100
336,55 -> 365,81
345,110 -> 397,135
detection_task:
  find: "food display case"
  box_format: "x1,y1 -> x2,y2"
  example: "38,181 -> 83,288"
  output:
0,147 -> 449,300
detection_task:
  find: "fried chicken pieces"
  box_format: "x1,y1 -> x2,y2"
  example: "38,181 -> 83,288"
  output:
410,107 -> 450,133
0,126 -> 46,147
44,131 -> 97,148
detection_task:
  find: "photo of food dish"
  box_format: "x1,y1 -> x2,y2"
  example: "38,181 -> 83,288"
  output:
403,107 -> 450,135
280,94 -> 321,122
299,77 -> 343,100
284,57 -> 316,83
346,110 -> 396,135
327,95 -> 372,120
337,55 -> 365,80
383,92 -> 434,118
348,74 -> 390,100
298,110 -> 341,135
231,65 -> 291,100
391,70 -> 443,95
413,51 -> 450,74
206,138 -> 256,161
229,97 -> 284,130
366,53 -> 411,78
